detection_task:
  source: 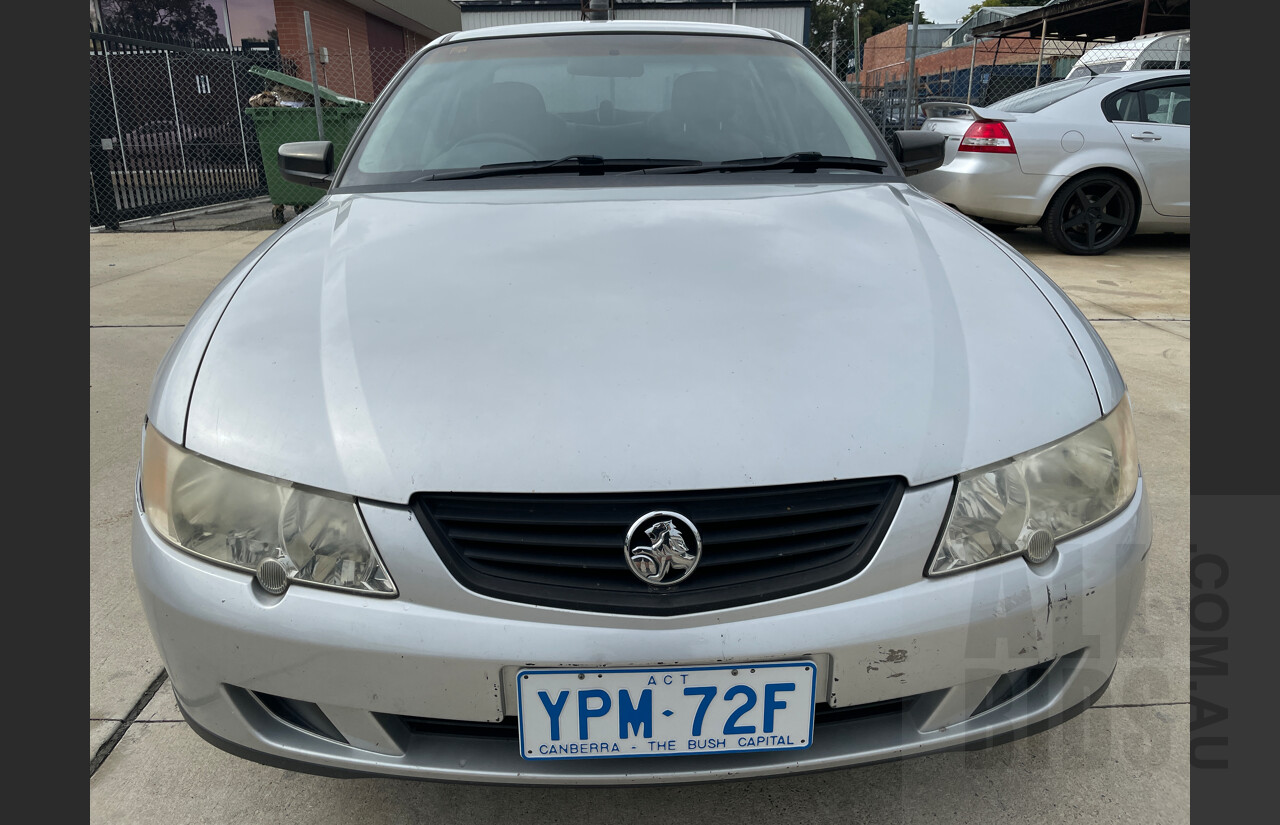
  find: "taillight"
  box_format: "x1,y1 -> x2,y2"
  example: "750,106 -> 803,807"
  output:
959,120 -> 1016,153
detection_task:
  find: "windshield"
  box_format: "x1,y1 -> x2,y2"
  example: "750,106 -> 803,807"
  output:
338,33 -> 885,186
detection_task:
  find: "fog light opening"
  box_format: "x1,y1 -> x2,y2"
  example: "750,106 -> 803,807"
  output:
256,557 -> 292,594
1025,530 -> 1055,565
969,658 -> 1057,719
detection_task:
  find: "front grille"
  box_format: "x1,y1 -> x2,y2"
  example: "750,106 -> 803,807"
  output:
411,477 -> 904,615
402,715 -> 520,740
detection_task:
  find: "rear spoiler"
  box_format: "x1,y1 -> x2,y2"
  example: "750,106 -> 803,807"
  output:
920,102 -> 1018,122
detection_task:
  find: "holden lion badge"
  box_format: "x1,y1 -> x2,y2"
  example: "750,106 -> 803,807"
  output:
624,511 -> 702,585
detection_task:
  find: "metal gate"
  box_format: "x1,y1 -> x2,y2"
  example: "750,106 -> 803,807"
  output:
89,31 -> 274,229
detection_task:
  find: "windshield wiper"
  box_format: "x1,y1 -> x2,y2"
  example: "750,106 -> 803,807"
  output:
640,152 -> 888,175
416,156 -> 702,182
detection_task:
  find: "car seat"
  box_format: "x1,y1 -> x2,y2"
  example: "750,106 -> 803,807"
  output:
470,81 -> 568,156
649,71 -> 761,159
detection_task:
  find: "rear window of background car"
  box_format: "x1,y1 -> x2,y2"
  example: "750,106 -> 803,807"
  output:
988,77 -> 1099,113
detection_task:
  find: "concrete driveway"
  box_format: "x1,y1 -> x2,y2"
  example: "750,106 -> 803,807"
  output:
90,225 -> 1189,823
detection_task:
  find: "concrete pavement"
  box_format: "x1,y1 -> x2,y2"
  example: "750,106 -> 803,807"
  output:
89,224 -> 1190,823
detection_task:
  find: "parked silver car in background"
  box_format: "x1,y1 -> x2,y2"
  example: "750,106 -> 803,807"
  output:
912,70 -> 1190,254
132,20 -> 1152,784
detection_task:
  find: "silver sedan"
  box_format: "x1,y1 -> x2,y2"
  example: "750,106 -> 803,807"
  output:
131,20 -> 1151,784
911,70 -> 1190,254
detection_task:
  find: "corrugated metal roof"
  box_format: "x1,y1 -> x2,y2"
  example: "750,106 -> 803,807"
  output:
943,6 -> 1044,48
970,0 -> 1191,42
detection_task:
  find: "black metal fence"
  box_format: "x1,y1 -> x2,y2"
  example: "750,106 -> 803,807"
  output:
89,31 -> 281,228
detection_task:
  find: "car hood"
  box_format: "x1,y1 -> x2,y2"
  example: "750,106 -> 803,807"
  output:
185,182 -> 1100,502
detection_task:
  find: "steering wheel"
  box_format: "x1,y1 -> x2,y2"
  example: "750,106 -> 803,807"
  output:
449,132 -> 539,157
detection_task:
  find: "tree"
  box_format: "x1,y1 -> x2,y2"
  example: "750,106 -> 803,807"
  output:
809,1 -> 932,72
99,0 -> 227,45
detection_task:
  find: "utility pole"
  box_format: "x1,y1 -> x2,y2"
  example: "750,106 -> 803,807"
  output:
967,35 -> 978,104
304,11 -> 325,140
1034,18 -> 1047,86
905,2 -> 920,128
831,18 -> 838,73
853,3 -> 861,91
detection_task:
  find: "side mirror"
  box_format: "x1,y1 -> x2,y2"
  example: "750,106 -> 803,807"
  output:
279,141 -> 334,189
891,130 -> 946,176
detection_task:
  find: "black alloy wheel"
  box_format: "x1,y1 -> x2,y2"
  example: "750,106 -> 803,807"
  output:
1041,172 -> 1137,255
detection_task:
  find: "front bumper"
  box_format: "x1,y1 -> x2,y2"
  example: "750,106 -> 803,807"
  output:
132,477 -> 1151,784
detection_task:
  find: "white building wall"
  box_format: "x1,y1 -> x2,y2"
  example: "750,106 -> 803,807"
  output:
461,9 -> 808,45
462,10 -> 581,29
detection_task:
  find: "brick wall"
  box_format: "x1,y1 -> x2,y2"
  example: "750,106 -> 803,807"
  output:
859,22 -> 1050,86
273,0 -> 442,100
861,23 -> 912,71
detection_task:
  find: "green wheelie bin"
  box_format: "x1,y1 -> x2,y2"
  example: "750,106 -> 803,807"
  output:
245,67 -> 370,224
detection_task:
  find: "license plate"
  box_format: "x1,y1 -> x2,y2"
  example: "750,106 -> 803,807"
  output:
517,661 -> 816,760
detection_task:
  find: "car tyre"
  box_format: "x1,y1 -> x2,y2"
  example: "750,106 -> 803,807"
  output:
1041,171 -> 1136,255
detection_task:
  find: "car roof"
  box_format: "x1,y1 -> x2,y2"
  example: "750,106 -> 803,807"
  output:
969,69 -> 1189,117
1056,69 -> 1190,91
442,19 -> 788,45
1094,69 -> 1190,81
1081,29 -> 1189,53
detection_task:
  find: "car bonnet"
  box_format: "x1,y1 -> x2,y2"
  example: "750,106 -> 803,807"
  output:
181,181 -> 1101,501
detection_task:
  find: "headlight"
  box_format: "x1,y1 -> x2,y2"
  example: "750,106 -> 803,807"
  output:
139,424 -> 396,596
928,395 -> 1139,576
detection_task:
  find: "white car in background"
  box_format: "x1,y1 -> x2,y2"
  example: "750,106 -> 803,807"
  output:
912,70 -> 1189,254
1064,30 -> 1190,78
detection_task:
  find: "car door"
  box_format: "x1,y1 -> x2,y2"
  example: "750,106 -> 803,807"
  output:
1105,77 -> 1190,217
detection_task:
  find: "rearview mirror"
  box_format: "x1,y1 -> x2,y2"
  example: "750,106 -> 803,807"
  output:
279,141 -> 334,189
891,131 -> 946,176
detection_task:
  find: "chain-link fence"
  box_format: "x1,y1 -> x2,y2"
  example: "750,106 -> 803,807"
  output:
90,26 -> 412,229
817,35 -> 1097,140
